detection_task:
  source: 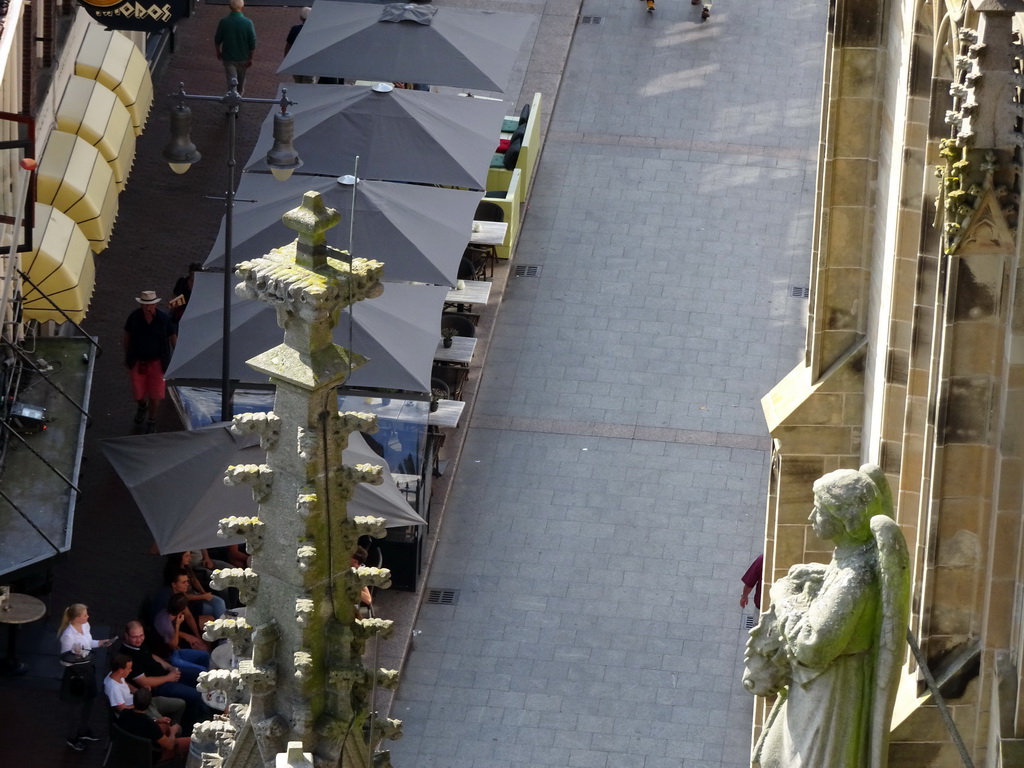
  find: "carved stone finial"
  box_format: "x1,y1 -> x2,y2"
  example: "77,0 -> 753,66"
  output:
232,412 -> 281,449
202,616 -> 254,651
281,191 -> 342,270
224,464 -> 274,503
210,568 -> 261,604
218,516 -> 265,550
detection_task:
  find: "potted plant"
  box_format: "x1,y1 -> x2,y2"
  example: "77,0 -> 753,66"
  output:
430,387 -> 446,412
441,327 -> 458,348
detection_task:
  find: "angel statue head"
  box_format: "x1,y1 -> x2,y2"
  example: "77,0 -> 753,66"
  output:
810,464 -> 893,546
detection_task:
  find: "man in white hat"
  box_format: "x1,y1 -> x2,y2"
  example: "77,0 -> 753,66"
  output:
122,291 -> 177,433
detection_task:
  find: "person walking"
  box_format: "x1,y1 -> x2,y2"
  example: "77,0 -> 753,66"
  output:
691,0 -> 711,20
284,7 -> 315,84
215,0 -> 257,94
57,604 -> 113,751
122,290 -> 176,433
740,554 -> 763,611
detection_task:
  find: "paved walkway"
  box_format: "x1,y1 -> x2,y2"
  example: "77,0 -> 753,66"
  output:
387,1 -> 826,766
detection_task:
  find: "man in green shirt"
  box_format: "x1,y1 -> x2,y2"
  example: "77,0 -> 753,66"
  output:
214,0 -> 257,94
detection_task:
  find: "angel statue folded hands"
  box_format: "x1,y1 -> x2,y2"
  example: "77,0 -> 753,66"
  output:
743,464 -> 910,768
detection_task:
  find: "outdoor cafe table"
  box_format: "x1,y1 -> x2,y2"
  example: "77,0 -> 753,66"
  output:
445,280 -> 491,309
434,336 -> 476,366
0,593 -> 46,675
429,399 -> 465,429
444,280 -> 487,307
469,220 -> 508,246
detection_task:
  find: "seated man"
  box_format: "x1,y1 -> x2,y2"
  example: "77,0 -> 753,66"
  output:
155,593 -> 212,654
116,687 -> 190,763
120,621 -> 211,729
104,653 -> 185,725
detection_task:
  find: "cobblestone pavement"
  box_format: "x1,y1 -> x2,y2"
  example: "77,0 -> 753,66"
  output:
386,1 -> 827,766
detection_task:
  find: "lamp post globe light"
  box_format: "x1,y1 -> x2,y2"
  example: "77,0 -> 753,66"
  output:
162,81 -> 302,422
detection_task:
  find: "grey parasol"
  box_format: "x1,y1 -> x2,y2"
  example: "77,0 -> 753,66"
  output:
204,174 -> 481,287
164,272 -> 448,393
242,83 -> 506,189
279,2 -> 533,93
101,426 -> 426,555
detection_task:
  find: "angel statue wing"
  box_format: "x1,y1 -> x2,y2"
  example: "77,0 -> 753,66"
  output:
868,512 -> 910,768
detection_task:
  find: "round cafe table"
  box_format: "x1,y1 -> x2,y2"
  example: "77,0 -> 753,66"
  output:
0,593 -> 47,676
211,643 -> 235,671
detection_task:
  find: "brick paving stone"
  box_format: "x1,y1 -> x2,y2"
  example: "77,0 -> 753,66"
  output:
388,1 -> 827,767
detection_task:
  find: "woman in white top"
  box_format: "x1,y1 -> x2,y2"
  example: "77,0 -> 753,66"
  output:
57,604 -> 111,751
58,603 -> 112,658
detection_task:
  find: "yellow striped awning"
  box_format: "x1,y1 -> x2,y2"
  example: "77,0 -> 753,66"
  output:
56,76 -> 137,191
37,131 -> 119,254
75,24 -> 154,136
23,204 -> 96,324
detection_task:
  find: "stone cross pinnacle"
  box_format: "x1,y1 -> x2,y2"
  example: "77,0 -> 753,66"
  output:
284,190 -> 341,271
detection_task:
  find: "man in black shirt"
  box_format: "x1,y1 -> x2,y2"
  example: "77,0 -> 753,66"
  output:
116,688 -> 190,762
120,621 -> 209,730
284,7 -> 314,83
122,290 -> 176,433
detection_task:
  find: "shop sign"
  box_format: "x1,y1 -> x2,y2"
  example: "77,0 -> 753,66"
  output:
78,0 -> 190,32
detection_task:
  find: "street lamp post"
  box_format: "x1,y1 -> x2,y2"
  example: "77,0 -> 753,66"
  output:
162,80 -> 302,423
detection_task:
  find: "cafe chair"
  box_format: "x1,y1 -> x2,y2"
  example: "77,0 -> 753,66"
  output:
473,201 -> 504,275
440,312 -> 476,340
459,248 -> 488,282
432,363 -> 468,401
475,201 -> 504,223
104,720 -> 181,768
430,377 -> 451,400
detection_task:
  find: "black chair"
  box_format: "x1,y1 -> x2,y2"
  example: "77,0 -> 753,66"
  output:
472,201 -> 504,277
104,720 -> 180,768
475,201 -> 504,223
431,364 -> 468,401
430,377 -> 451,400
440,312 -> 476,341
458,250 -> 488,282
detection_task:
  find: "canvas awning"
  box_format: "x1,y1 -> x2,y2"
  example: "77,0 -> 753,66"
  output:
204,175 -> 481,286
165,273 -> 448,393
279,3 -> 533,93
56,76 -> 137,190
22,204 -> 96,324
75,23 -> 154,135
37,131 -> 119,254
243,84 -> 506,189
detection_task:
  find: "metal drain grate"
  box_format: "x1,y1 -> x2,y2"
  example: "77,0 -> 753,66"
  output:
513,265 -> 542,278
742,613 -> 757,630
579,16 -> 603,24
791,285 -> 809,299
426,588 -> 460,605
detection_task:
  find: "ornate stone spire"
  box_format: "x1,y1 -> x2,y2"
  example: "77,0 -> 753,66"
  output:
189,192 -> 402,768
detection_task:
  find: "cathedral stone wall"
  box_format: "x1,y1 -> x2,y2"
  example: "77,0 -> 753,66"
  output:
758,1 -> 1024,766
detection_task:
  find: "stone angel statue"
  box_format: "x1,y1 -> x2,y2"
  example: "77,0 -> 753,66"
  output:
742,464 -> 910,768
